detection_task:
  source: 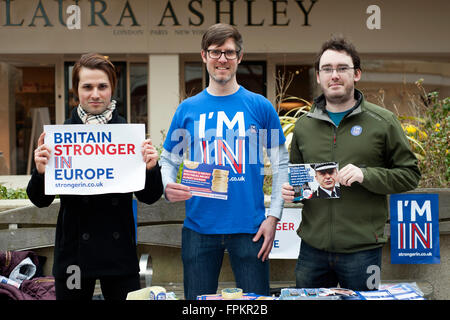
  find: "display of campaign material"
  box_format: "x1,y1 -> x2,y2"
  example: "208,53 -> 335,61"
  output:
279,288 -> 343,300
278,283 -> 425,300
197,293 -> 275,300
288,162 -> 340,201
390,193 -> 440,264
343,283 -> 425,300
181,160 -> 230,200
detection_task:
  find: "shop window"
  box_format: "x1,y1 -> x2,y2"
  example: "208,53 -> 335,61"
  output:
203,61 -> 267,96
275,65 -> 312,115
237,61 -> 266,96
184,62 -> 203,98
130,63 -> 148,124
64,61 -> 127,120
15,67 -> 55,174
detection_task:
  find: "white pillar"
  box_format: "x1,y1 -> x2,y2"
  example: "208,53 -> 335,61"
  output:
0,63 -> 20,174
148,54 -> 180,149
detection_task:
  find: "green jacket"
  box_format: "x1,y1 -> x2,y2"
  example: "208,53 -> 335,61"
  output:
290,90 -> 421,253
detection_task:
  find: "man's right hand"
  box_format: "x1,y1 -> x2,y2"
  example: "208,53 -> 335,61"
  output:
281,182 -> 294,203
164,182 -> 192,202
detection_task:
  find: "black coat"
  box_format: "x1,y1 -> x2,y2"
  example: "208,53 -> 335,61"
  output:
27,108 -> 163,278
311,186 -> 341,199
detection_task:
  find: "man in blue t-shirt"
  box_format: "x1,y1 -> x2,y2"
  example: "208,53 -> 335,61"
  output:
160,23 -> 288,300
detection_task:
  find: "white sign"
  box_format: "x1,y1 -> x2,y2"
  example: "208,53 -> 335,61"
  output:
44,124 -> 146,195
268,208 -> 302,259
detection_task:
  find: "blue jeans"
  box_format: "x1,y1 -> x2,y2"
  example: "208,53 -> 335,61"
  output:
182,227 -> 270,300
295,241 -> 382,291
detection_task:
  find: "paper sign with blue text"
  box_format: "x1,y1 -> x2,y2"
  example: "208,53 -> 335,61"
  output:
44,124 -> 146,195
390,193 -> 440,264
268,208 -> 302,259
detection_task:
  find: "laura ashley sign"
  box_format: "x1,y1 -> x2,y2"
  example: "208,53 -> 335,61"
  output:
1,0 -> 318,29
2,0 -> 447,54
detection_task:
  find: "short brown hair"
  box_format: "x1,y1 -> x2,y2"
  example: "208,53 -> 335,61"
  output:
72,53 -> 117,97
201,23 -> 243,53
314,35 -> 361,72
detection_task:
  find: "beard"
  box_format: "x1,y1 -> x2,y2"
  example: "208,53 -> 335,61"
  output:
325,88 -> 353,104
208,64 -> 237,85
323,82 -> 355,105
211,75 -> 232,85
210,71 -> 236,85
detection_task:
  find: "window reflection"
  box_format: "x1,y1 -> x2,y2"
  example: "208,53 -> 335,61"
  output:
184,62 -> 203,98
130,63 -> 148,124
237,62 -> 266,96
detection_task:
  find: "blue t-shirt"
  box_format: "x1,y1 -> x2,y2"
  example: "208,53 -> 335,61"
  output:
163,86 -> 285,234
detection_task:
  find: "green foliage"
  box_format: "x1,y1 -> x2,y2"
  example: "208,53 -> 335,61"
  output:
154,129 -> 167,156
0,184 -> 28,199
278,100 -> 312,153
263,174 -> 272,195
176,162 -> 183,183
397,80 -> 449,188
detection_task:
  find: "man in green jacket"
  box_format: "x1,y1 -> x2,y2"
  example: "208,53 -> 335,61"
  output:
281,36 -> 421,291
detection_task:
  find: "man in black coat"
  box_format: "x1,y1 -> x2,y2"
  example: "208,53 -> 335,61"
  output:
27,53 -> 163,300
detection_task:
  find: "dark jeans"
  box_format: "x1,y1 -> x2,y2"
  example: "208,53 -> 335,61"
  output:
55,273 -> 140,300
182,227 -> 270,300
295,241 -> 382,291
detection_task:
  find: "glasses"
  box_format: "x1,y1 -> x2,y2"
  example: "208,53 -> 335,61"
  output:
207,49 -> 240,60
319,66 -> 355,74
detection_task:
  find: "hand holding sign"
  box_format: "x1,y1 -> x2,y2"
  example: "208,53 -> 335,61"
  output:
281,182 -> 295,203
141,139 -> 158,170
34,132 -> 51,175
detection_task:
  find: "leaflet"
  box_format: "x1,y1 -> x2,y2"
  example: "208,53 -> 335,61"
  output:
181,160 -> 230,200
288,162 -> 340,201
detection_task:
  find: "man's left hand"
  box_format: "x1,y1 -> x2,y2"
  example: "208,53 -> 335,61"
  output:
253,215 -> 279,262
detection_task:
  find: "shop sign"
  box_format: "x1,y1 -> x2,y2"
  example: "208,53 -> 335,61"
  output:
0,0 -> 318,29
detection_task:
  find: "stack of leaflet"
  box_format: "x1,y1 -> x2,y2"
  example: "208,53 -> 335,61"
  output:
278,283 -> 425,300
197,288 -> 276,300
343,283 -> 425,300
279,288 -> 349,300
197,293 -> 275,300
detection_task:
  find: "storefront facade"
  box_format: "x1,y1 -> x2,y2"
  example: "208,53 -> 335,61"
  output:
0,0 -> 449,175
